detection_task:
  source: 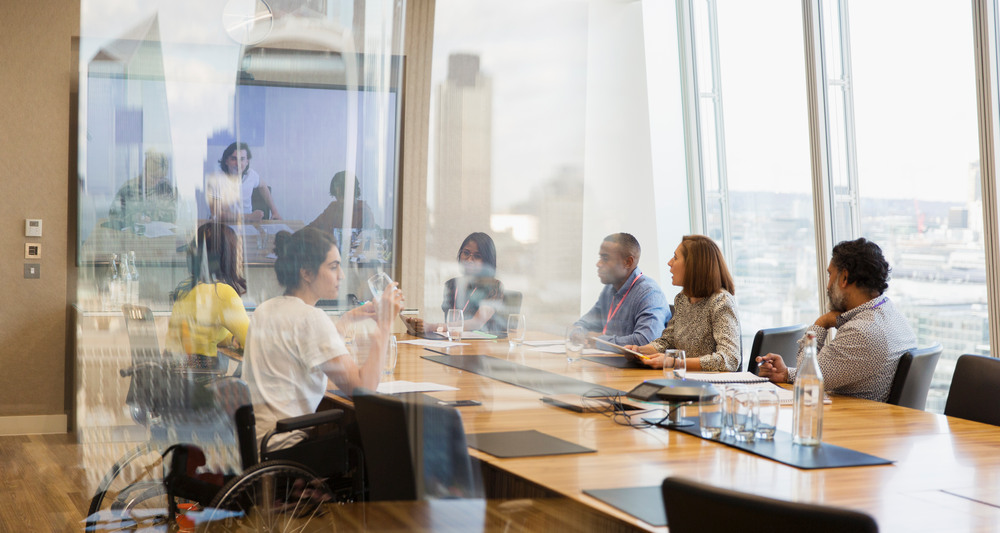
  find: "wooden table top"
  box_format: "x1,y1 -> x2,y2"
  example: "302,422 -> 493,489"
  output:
348,334 -> 1000,533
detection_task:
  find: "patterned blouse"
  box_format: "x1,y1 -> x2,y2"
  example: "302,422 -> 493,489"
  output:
650,290 -> 741,372
787,296 -> 916,402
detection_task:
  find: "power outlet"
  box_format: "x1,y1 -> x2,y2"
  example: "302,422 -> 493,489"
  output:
24,263 -> 40,279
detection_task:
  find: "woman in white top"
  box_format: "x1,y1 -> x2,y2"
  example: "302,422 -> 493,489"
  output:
244,227 -> 404,449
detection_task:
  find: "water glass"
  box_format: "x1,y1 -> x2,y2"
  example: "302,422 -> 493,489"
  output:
446,309 -> 464,342
754,387 -> 780,440
507,314 -> 526,347
698,386 -> 723,439
565,325 -> 586,363
721,385 -> 743,439
663,349 -> 687,380
382,335 -> 398,378
734,387 -> 757,442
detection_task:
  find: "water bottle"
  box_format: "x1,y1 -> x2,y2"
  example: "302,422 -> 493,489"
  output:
108,253 -> 122,310
793,330 -> 824,446
127,250 -> 140,304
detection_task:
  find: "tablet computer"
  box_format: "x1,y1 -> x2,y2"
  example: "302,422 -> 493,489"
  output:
594,338 -> 649,364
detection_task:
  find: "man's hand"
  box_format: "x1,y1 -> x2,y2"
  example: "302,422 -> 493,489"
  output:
756,353 -> 790,383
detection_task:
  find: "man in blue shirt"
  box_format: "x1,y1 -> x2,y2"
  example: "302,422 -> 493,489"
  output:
575,233 -> 671,346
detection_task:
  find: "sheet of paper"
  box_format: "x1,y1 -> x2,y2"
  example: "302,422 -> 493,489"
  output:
529,345 -> 607,355
398,339 -> 469,348
375,380 -> 459,394
460,330 -> 498,340
139,221 -> 176,238
523,340 -> 564,347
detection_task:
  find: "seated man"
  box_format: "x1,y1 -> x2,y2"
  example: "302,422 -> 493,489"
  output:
574,233 -> 670,347
756,238 -> 917,402
107,150 -> 177,230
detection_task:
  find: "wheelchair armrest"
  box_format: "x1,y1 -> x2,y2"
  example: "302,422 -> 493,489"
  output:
275,409 -> 344,432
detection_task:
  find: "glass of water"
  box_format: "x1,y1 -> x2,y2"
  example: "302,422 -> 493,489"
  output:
663,349 -> 686,380
699,386 -> 723,439
754,387 -> 780,440
382,335 -> 398,378
507,314 -> 526,347
446,309 -> 464,342
734,387 -> 757,442
565,325 -> 586,363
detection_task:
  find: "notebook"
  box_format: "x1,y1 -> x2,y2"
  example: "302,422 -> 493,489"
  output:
684,371 -> 769,384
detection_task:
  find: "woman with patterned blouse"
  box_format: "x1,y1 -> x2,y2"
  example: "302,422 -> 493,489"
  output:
626,235 -> 741,372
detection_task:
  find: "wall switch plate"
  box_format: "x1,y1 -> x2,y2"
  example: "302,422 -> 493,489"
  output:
24,243 -> 41,259
24,263 -> 40,279
25,219 -> 42,237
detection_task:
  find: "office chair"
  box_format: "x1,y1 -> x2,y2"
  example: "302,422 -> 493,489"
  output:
746,324 -> 808,374
944,354 -> 1000,426
502,290 -> 523,317
354,390 -> 478,501
886,344 -> 942,410
661,476 -> 878,533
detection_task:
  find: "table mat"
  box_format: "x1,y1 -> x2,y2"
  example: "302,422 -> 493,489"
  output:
666,416 -> 893,469
581,355 -> 646,369
466,429 -> 596,458
422,353 -> 622,397
583,486 -> 666,527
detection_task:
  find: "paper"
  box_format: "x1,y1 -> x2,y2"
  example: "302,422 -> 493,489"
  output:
460,330 -> 498,340
375,381 -> 459,394
529,345 -> 607,355
398,339 -> 469,348
523,340 -> 564,347
139,221 -> 176,238
684,372 -> 769,384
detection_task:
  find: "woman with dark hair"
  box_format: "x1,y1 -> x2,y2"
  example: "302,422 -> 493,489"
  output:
626,235 -> 741,372
244,227 -> 404,449
207,141 -> 281,223
403,232 -> 506,336
165,222 -> 250,370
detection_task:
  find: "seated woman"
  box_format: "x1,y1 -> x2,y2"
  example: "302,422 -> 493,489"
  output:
403,232 -> 506,336
626,235 -> 741,372
244,227 -> 404,450
165,222 -> 249,371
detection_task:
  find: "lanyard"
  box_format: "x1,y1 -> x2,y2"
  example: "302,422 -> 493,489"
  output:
456,285 -> 479,314
603,273 -> 643,335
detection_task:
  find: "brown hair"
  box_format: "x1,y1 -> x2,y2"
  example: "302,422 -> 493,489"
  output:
679,235 -> 735,298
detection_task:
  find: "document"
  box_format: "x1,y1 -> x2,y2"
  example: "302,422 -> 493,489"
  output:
398,339 -> 469,348
375,381 -> 459,394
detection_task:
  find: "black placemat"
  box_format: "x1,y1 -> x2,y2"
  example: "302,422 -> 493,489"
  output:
583,486 -> 666,527
581,355 -> 647,369
466,429 -> 595,458
422,353 -> 622,397
666,416 -> 893,469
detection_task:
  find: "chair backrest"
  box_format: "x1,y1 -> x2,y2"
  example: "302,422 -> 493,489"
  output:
661,477 -> 878,533
122,304 -> 160,366
747,324 -> 808,373
502,290 -> 523,317
886,344 -> 942,410
944,354 -> 1000,426
354,391 -> 477,501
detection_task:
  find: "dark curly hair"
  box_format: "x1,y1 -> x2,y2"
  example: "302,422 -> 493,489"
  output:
830,238 -> 890,296
273,227 -> 337,291
219,142 -> 252,175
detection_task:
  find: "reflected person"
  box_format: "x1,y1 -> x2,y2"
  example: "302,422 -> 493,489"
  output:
108,150 -> 177,230
308,171 -> 377,233
206,142 -> 281,223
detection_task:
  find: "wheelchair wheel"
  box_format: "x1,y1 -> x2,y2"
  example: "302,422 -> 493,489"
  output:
85,443 -> 170,531
203,460 -> 338,532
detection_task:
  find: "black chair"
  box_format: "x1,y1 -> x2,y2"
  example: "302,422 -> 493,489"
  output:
250,185 -> 273,219
661,476 -> 878,533
502,290 -> 523,317
354,391 -> 478,501
944,354 -> 1000,426
886,344 -> 942,410
746,324 -> 808,374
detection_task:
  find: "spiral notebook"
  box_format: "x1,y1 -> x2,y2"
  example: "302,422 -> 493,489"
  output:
683,371 -> 769,384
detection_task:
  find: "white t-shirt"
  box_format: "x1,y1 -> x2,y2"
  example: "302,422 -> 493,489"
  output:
239,168 -> 260,214
205,168 -> 260,217
244,295 -> 348,449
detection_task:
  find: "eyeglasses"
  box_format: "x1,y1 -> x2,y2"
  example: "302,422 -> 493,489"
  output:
460,249 -> 483,261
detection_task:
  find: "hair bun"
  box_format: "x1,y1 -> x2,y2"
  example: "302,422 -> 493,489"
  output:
273,231 -> 292,257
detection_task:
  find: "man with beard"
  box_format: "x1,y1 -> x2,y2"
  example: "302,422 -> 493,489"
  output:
756,238 -> 916,402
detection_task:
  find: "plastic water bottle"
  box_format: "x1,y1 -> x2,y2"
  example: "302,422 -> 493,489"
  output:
793,330 -> 824,446
108,253 -> 122,310
127,250 -> 140,304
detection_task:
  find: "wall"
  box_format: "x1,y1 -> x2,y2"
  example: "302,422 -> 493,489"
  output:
0,0 -> 79,432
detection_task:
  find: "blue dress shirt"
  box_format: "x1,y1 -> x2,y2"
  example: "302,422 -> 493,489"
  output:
575,268 -> 671,346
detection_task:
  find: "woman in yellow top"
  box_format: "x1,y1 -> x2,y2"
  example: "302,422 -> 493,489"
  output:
166,222 -> 250,370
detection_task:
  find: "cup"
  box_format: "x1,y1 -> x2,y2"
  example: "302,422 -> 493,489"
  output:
446,309 -> 464,342
663,349 -> 687,380
565,325 -> 586,363
721,384 -> 744,439
734,387 -> 757,442
382,335 -> 398,378
754,387 -> 779,440
368,272 -> 393,301
507,314 -> 526,347
698,386 -> 723,439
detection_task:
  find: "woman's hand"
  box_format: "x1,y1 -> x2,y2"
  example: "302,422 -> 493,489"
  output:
377,282 -> 405,329
641,353 -> 667,369
625,343 -> 658,355
343,302 -> 377,323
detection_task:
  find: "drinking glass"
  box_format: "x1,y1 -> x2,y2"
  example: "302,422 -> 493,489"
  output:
698,386 -> 723,439
734,387 -> 757,442
565,325 -> 586,363
754,387 -> 780,440
663,349 -> 687,380
721,384 -> 743,439
507,314 -> 526,347
368,272 -> 393,301
446,309 -> 464,342
382,335 -> 398,378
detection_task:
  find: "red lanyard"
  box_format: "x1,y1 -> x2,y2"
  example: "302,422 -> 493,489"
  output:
455,286 -> 479,313
603,273 -> 642,335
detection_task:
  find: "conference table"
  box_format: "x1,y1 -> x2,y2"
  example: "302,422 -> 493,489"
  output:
328,334 -> 1000,532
